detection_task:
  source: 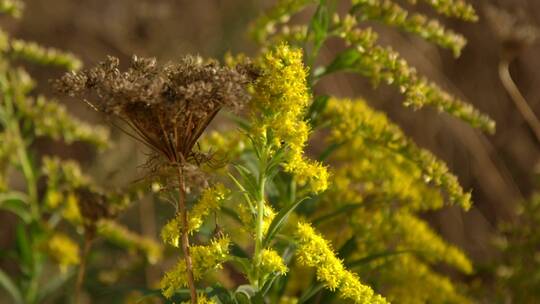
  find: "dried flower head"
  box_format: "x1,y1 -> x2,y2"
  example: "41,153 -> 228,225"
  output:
55,55 -> 256,165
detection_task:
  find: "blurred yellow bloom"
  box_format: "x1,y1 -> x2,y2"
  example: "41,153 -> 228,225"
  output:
46,233 -> 79,272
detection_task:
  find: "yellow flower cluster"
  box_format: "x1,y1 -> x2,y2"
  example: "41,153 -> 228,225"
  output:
250,0 -> 316,44
160,236 -> 230,298
352,0 -> 466,56
181,293 -> 217,304
97,219 -> 162,264
42,157 -> 90,224
9,39 -> 82,70
252,44 -> 328,193
260,248 -> 288,275
326,19 -> 494,132
46,233 -> 80,272
408,0 -> 478,21
327,157 -> 444,212
0,0 -> 24,18
295,222 -> 388,304
392,212 -> 472,273
199,131 -> 246,167
161,184 -> 228,247
324,97 -> 471,210
378,255 -> 472,304
14,95 -> 109,149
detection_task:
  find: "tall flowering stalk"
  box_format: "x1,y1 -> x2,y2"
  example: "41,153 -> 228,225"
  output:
56,56 -> 254,303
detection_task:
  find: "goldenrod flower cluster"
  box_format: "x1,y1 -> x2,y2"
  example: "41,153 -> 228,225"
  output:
393,212 -> 472,273
328,21 -> 494,132
260,249 -> 288,275
13,94 -> 109,149
181,293 -> 217,304
42,156 -> 89,224
0,0 -> 23,18
253,1 -> 493,132
324,97 -> 471,210
377,255 -> 472,304
97,219 -> 162,264
160,236 -> 230,298
161,184 -> 228,247
45,233 -> 80,272
9,39 -> 82,70
407,0 -> 478,21
252,44 -> 328,193
295,222 -> 388,304
352,0 -> 466,56
250,0 -> 316,44
199,131 -> 246,166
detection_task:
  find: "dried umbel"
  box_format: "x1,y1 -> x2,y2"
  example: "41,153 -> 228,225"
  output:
55,55 -> 255,165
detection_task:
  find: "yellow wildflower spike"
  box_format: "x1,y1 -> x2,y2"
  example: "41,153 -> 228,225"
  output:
252,43 -> 329,193
295,222 -> 388,303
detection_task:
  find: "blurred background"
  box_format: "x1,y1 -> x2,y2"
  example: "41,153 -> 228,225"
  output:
1,0 -> 539,302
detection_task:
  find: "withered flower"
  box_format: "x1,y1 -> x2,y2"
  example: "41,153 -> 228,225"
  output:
56,55 -> 254,165
56,55 -> 255,303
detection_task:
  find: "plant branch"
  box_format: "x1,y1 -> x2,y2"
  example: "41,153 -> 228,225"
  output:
74,235 -> 92,303
253,145 -> 268,289
176,164 -> 197,304
499,59 -> 540,143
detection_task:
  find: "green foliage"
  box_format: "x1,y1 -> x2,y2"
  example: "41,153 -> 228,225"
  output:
0,4 -> 160,303
490,193 -> 540,303
0,0 -> 501,303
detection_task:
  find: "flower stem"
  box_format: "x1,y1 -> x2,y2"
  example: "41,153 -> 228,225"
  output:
74,235 -> 92,303
253,146 -> 267,289
176,165 -> 197,304
499,59 -> 540,143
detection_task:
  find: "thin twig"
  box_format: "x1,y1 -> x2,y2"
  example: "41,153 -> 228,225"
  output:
499,59 -> 540,143
176,164 -> 197,303
74,235 -> 92,303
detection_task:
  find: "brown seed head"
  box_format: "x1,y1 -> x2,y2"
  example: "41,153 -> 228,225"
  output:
55,55 -> 256,164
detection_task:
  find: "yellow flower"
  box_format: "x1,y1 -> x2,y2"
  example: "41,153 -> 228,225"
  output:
324,97 -> 471,210
63,192 -> 82,223
181,293 -> 217,304
252,43 -> 328,193
260,249 -> 288,275
98,219 -> 162,264
295,222 -> 388,303
46,233 -> 79,272
378,255 -> 472,304
161,184 -> 229,247
160,236 -> 230,298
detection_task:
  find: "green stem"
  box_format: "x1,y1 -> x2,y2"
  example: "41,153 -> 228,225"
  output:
253,146 -> 268,289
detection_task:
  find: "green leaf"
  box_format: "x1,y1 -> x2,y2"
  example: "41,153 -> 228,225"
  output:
298,283 -> 325,303
306,95 -> 329,126
308,1 -> 331,54
265,145 -> 286,178
317,48 -> 361,78
15,223 -> 32,272
263,197 -> 308,247
0,268 -> 22,304
234,285 -> 256,304
0,192 -> 31,223
233,164 -> 260,201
